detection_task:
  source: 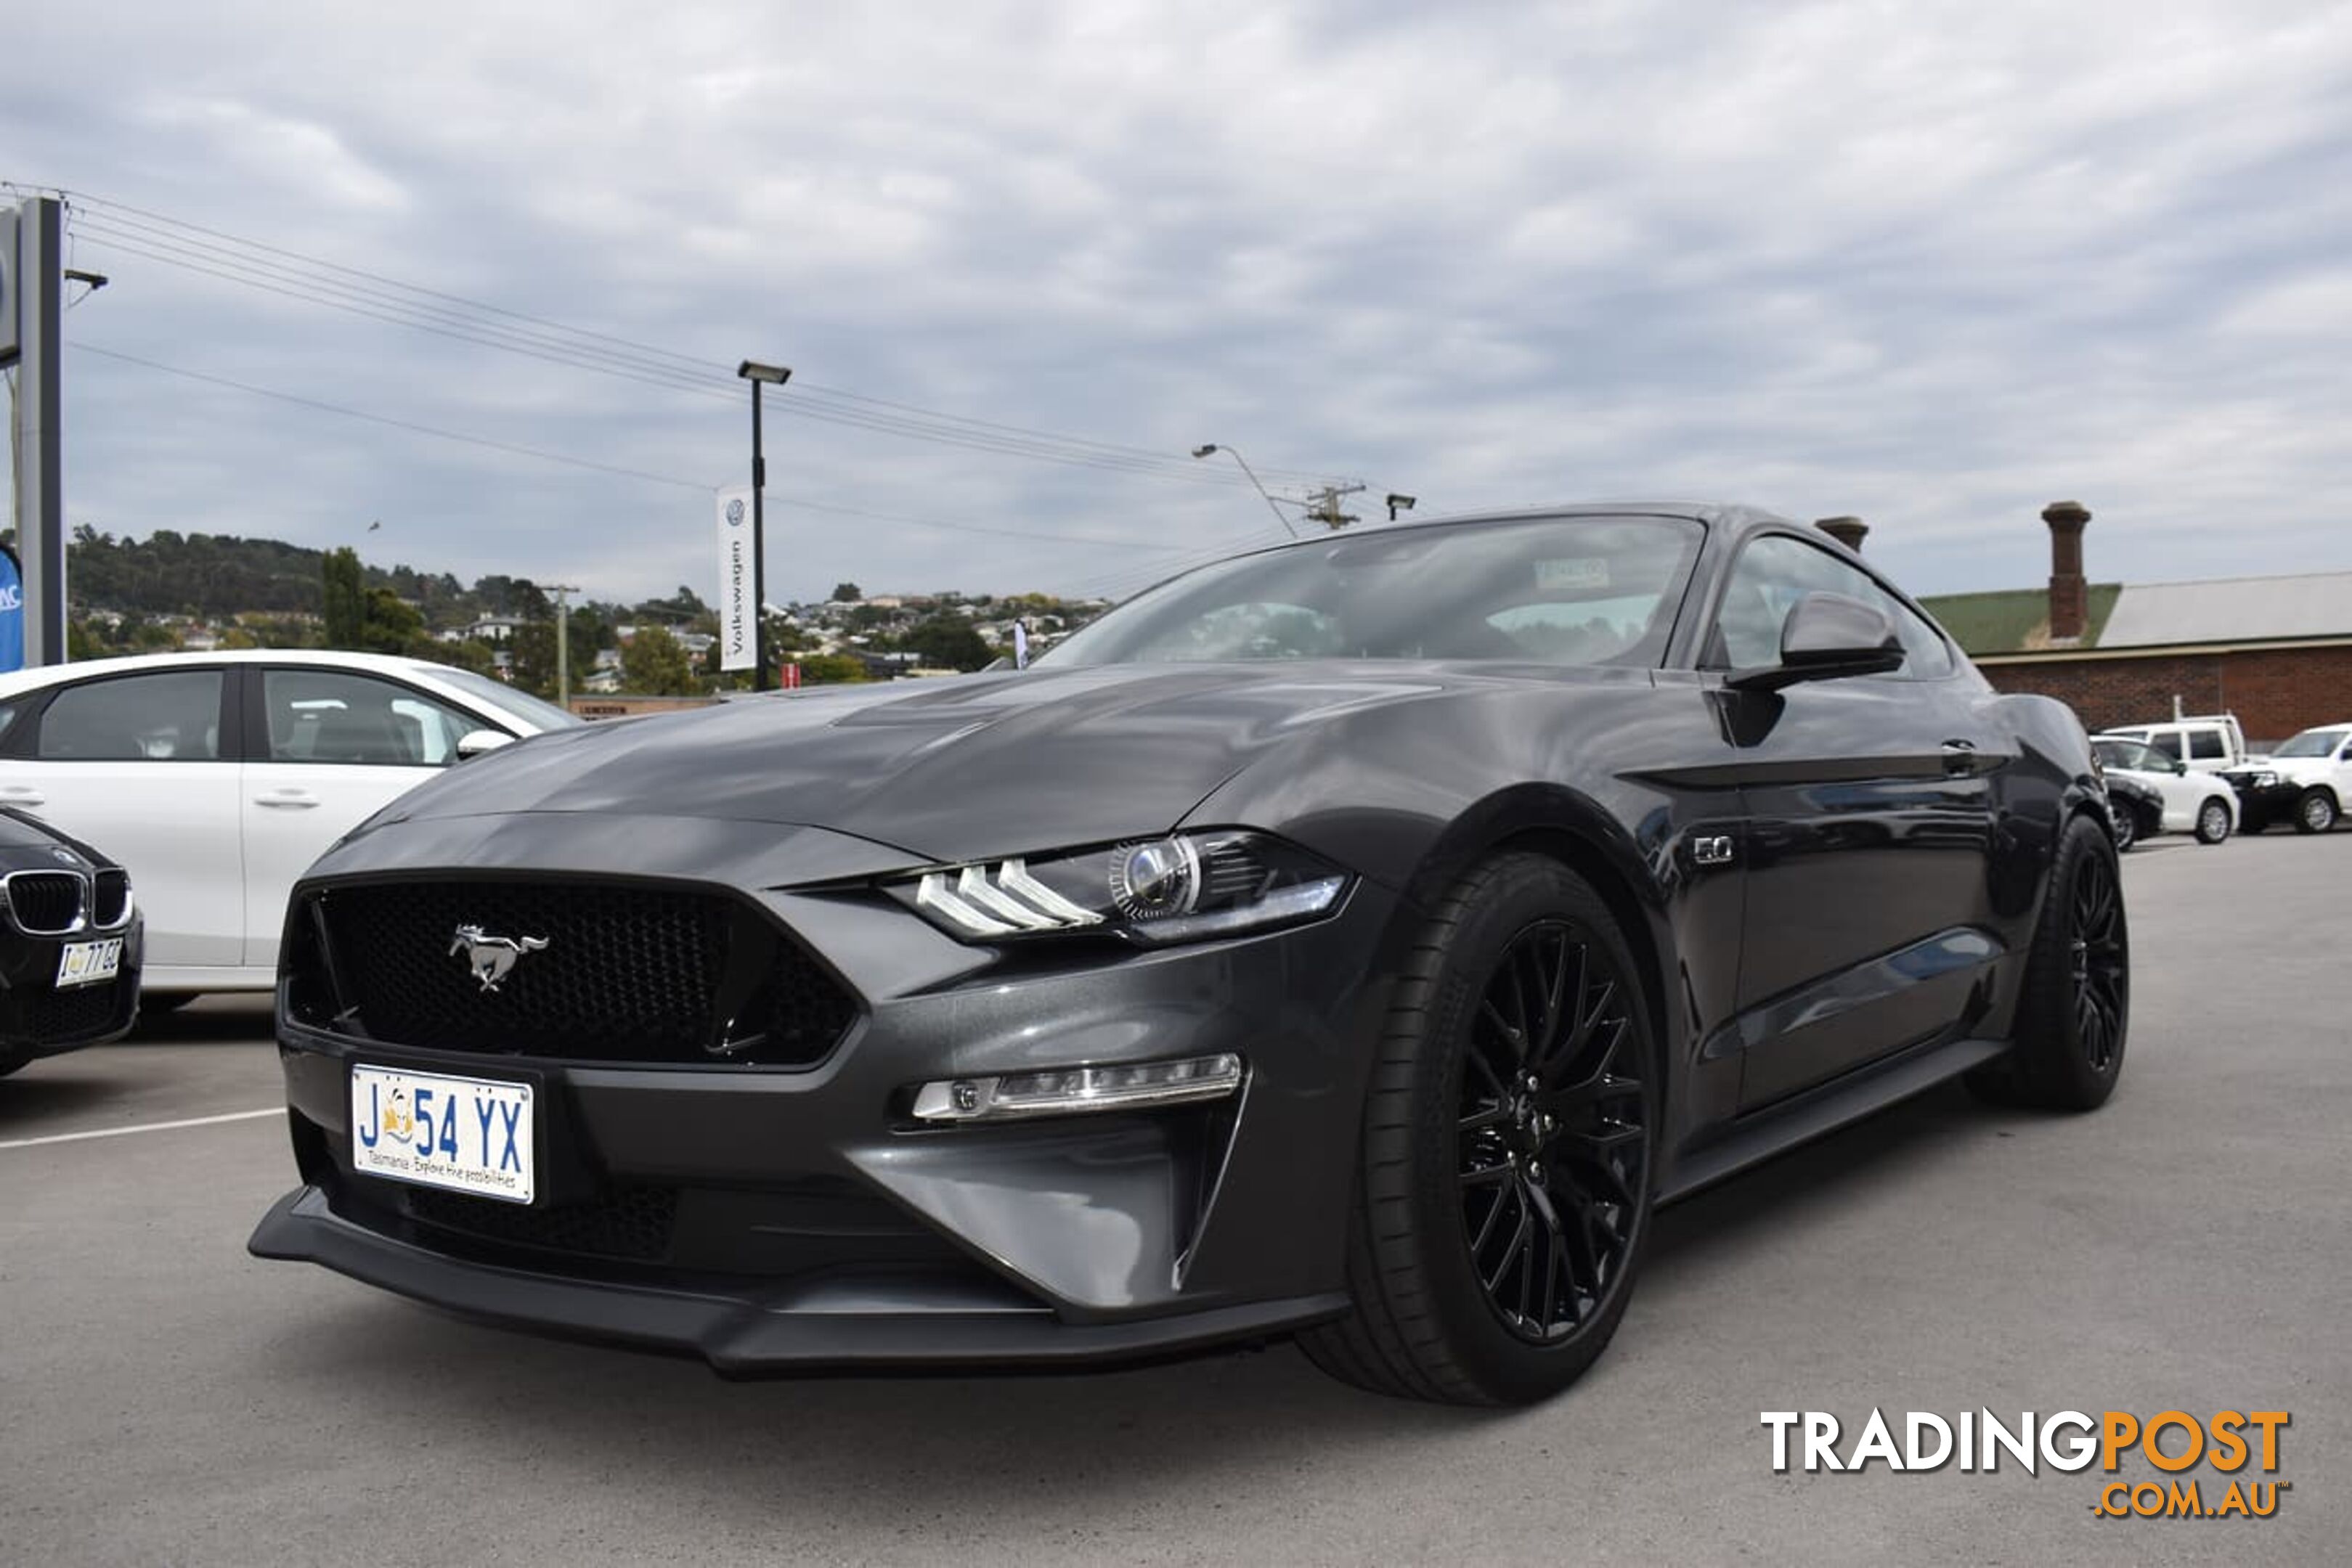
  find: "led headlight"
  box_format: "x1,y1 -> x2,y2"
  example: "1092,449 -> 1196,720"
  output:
897,830 -> 1348,947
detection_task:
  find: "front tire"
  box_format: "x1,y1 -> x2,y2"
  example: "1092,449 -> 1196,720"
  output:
2294,789 -> 2338,834
2194,797 -> 2232,844
1301,853 -> 1657,1406
2109,806 -> 2138,852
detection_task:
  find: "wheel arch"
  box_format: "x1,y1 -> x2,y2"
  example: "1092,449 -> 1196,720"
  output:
1391,783 -> 1680,1089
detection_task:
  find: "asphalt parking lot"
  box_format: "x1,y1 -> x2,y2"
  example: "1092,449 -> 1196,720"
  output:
3,832 -> 2345,1566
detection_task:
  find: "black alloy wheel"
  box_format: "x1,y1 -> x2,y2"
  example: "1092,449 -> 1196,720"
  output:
2067,846 -> 2128,1077
1301,853 -> 1659,1405
1969,812 -> 2129,1112
1456,920 -> 1648,1344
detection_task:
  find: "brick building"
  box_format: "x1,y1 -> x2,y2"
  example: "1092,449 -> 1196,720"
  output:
1911,504 -> 2352,747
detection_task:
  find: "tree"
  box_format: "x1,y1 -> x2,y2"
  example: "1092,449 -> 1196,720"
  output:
900,616 -> 993,671
509,621 -> 559,698
794,653 -> 867,685
621,626 -> 699,695
321,547 -> 366,648
831,581 -> 863,603
359,587 -> 425,655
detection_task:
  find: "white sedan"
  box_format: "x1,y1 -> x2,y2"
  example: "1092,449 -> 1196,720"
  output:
0,650 -> 578,1000
2090,733 -> 2238,846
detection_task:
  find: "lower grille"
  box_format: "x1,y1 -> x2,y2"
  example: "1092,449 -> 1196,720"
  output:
23,981 -> 129,1040
404,1185 -> 678,1263
298,878 -> 858,1067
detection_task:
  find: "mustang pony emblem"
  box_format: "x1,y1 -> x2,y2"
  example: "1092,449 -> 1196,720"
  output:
449,925 -> 550,992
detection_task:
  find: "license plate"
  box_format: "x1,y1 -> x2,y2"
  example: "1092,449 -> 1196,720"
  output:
350,1065 -> 535,1205
55,938 -> 123,989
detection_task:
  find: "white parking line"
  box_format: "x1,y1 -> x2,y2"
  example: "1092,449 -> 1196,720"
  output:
0,1107 -> 282,1151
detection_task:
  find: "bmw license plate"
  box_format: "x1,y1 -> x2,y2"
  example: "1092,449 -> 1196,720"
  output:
350,1064 -> 535,1205
54,938 -> 123,989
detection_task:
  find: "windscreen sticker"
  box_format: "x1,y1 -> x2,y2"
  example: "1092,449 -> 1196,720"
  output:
1535,558 -> 1611,592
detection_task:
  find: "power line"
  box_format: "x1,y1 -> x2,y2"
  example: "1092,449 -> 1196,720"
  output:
68,342 -> 1198,555
25,185 -> 1366,491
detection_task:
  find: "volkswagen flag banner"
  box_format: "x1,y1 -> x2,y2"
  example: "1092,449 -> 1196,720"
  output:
0,547 -> 23,673
715,485 -> 755,672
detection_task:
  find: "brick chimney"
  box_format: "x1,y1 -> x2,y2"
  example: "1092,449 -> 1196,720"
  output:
1815,516 -> 1868,552
2043,499 -> 2091,642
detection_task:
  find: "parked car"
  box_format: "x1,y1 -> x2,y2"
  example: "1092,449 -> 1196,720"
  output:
2097,714 -> 2250,774
252,504 -> 2129,1407
0,651 -> 579,1003
2221,722 -> 2352,833
0,808 -> 142,1076
2090,735 -> 2237,845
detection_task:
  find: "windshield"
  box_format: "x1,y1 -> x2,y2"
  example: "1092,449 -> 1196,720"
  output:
2274,727 -> 2348,759
420,665 -> 585,731
1042,516 -> 1706,669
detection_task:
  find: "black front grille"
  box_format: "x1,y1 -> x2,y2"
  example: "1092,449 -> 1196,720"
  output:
24,980 -> 129,1040
404,1185 -> 678,1262
301,879 -> 858,1067
7,872 -> 84,934
90,869 -> 131,927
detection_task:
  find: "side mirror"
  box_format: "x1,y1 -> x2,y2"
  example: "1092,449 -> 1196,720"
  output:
1727,592 -> 1905,693
455,729 -> 515,761
2171,759 -> 2188,776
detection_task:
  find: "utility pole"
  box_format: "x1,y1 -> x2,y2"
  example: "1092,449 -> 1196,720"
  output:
1304,483 -> 1366,531
4,195 -> 68,665
548,584 -> 581,709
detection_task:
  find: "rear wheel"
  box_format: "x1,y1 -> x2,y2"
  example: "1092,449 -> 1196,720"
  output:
2194,798 -> 2232,844
2295,789 -> 2338,834
1301,853 -> 1657,1405
1971,813 -> 2128,1111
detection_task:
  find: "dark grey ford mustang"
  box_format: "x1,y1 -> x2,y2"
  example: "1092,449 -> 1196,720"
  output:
251,503 -> 2130,1405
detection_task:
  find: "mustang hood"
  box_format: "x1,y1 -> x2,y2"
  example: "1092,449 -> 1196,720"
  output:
374,663 -> 1485,863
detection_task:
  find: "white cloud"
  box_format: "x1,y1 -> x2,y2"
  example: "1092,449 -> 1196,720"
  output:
6,0 -> 2352,608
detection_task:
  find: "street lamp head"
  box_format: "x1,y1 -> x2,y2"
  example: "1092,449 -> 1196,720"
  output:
737,360 -> 793,385
1191,444 -> 1218,459
1386,493 -> 1417,515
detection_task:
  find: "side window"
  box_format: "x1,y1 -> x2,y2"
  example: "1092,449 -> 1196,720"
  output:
1705,534 -> 1953,678
2146,732 -> 2184,761
36,671 -> 224,760
261,671 -> 476,767
2188,730 -> 2226,761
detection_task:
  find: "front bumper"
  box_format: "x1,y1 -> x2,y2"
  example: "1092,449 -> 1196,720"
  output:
2221,776 -> 2300,830
0,919 -> 142,1068
248,814 -> 1399,1371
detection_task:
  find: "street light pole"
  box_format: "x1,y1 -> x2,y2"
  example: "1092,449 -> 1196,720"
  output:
1190,444 -> 1298,539
738,360 -> 792,692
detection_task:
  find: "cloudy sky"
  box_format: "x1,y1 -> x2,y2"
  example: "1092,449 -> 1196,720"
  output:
7,1 -> 2351,608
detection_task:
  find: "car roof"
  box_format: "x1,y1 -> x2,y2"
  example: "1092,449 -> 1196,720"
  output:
0,648 -> 476,698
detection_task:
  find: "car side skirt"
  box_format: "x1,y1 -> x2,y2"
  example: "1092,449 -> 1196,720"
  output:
1658,1032 -> 2011,1204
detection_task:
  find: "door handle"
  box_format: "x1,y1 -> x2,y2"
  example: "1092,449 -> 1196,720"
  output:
0,786 -> 46,808
254,790 -> 322,809
1940,739 -> 1979,777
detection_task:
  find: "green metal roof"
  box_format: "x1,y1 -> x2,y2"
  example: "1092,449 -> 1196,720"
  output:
1915,583 -> 2121,656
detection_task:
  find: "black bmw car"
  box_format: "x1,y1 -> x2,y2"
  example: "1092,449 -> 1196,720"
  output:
0,808 -> 141,1075
251,504 -> 2129,1405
